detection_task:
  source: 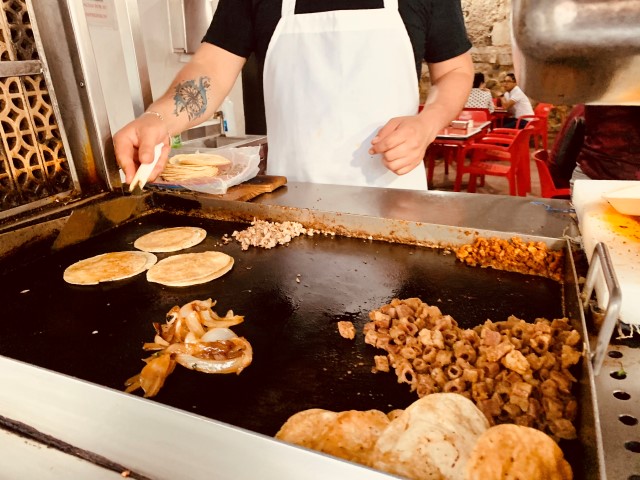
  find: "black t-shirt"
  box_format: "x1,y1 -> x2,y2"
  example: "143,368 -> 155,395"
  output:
204,0 -> 471,79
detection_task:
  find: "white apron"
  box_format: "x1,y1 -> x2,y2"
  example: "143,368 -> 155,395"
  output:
263,0 -> 427,190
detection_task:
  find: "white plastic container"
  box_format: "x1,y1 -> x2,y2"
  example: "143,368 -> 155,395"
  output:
220,97 -> 237,136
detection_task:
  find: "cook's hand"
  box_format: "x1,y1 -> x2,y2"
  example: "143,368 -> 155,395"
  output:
113,114 -> 170,184
368,115 -> 435,175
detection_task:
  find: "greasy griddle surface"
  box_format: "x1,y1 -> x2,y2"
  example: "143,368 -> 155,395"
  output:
0,212 -> 563,436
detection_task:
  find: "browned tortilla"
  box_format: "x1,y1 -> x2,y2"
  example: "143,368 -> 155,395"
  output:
63,251 -> 157,285
134,226 -> 206,253
465,424 -> 573,480
146,251 -> 234,287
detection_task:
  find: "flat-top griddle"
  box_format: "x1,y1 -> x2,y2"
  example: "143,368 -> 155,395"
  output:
1,209 -> 564,437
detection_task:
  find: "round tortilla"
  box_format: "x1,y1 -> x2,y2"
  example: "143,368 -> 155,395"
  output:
465,424 -> 573,480
276,409 -> 391,467
371,393 -> 489,480
63,251 -> 157,285
276,409 -> 337,447
134,227 -> 207,253
146,251 -> 234,287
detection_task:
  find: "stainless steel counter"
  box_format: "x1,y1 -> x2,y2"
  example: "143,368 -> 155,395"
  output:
254,182 -> 579,239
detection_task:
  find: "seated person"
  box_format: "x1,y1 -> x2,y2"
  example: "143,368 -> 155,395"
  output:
574,105 -> 640,181
499,72 -> 534,128
465,72 -> 494,113
546,104 -> 640,188
546,104 -> 585,188
485,79 -> 503,105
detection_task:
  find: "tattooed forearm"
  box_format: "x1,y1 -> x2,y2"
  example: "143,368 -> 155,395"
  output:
173,76 -> 211,121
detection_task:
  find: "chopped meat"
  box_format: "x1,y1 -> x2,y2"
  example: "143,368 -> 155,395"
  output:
373,355 -> 390,373
456,236 -> 564,281
337,321 -> 356,340
231,219 -> 311,250
363,297 -> 583,441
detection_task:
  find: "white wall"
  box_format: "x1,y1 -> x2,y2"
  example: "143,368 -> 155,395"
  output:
85,0 -> 245,136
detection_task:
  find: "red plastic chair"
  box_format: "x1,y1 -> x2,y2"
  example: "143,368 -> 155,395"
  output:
532,149 -> 571,199
459,108 -> 491,124
517,103 -> 553,149
454,126 -> 535,196
534,103 -> 553,117
478,119 -> 539,194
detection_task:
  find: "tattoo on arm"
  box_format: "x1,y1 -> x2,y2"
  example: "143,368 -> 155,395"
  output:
173,76 -> 211,121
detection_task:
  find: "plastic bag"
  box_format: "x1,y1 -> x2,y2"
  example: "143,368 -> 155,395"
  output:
152,146 -> 260,195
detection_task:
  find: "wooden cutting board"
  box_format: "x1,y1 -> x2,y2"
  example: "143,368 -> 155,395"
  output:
214,175 -> 287,202
573,179 -> 640,325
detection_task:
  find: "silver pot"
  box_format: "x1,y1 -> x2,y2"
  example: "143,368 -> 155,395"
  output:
511,0 -> 640,105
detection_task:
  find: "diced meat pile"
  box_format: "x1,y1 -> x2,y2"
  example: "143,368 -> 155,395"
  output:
231,219 -> 313,250
456,237 -> 564,281
364,298 -> 582,441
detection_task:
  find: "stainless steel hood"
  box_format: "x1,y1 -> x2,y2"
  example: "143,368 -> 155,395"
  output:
511,0 -> 640,105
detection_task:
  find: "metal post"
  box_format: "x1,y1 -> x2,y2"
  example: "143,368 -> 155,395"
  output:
113,0 -> 153,116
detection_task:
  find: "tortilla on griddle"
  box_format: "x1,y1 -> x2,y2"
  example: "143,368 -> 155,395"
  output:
134,226 -> 206,253
371,393 -> 489,480
275,409 -> 338,449
63,251 -> 157,285
276,409 -> 391,467
146,251 -> 234,287
465,424 -> 573,480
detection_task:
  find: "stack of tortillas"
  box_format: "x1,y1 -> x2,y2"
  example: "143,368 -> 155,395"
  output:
134,226 -> 206,253
161,153 -> 231,182
146,251 -> 234,287
63,251 -> 157,285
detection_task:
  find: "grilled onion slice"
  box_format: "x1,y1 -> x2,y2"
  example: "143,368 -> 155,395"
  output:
125,299 -> 252,397
171,338 -> 253,374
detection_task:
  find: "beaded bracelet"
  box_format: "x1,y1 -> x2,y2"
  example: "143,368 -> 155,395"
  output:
142,110 -> 171,137
143,110 -> 164,121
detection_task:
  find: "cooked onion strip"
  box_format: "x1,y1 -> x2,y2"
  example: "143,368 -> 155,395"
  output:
201,327 -> 237,342
199,307 -> 244,328
143,342 -> 167,351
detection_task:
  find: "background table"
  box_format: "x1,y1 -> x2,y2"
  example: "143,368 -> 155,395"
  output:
425,121 -> 492,186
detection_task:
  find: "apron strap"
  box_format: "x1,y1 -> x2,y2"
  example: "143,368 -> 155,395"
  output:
383,0 -> 399,10
283,0 -> 398,16
281,0 -> 296,17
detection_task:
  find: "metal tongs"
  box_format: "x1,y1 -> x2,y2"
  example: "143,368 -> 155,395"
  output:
129,143 -> 164,192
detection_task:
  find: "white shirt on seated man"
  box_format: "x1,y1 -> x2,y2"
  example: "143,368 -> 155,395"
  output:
500,73 -> 534,128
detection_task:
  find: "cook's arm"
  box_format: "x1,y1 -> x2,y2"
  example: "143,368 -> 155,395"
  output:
369,51 -> 473,176
420,51 -> 475,134
113,43 -> 246,184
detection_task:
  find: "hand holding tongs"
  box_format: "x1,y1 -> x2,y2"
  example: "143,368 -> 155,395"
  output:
129,143 -> 164,192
